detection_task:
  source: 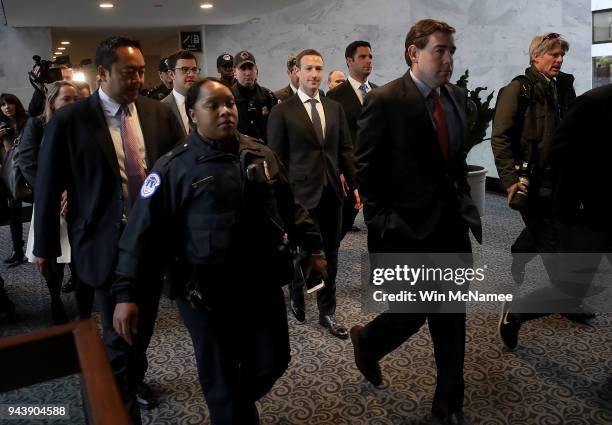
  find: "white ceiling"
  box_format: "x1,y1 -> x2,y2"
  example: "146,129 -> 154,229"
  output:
1,0 -> 303,27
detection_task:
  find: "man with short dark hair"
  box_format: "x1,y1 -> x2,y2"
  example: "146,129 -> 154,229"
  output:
268,49 -> 358,340
232,50 -> 277,143
162,50 -> 200,134
328,40 -> 377,238
143,57 -> 172,101
327,70 -> 346,91
274,54 -> 299,102
216,52 -> 236,86
350,20 -> 481,424
33,36 -> 184,425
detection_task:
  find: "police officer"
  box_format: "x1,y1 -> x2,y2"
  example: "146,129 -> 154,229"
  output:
142,57 -> 173,101
231,50 -> 277,143
112,77 -> 326,425
216,52 -> 236,87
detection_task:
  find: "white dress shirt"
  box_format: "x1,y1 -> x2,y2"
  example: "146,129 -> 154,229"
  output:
297,87 -> 326,137
98,87 -> 147,207
348,75 -> 371,105
172,89 -> 190,133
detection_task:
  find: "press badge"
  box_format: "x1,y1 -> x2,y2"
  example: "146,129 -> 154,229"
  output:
141,173 -> 161,198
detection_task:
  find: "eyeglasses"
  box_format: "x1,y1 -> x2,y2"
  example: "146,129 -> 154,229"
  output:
538,32 -> 560,48
174,67 -> 201,75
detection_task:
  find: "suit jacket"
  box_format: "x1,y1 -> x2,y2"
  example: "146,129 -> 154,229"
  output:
161,92 -> 188,136
274,85 -> 294,102
33,91 -> 184,287
268,93 -> 355,210
549,84 -> 612,227
327,79 -> 378,143
354,71 -> 481,245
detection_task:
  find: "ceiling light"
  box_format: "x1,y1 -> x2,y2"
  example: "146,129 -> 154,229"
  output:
58,47 -> 66,50
54,51 -> 62,55
99,3 -> 114,8
200,3 -> 213,9
61,41 -> 70,45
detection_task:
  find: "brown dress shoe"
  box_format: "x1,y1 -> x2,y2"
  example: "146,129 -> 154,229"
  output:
349,325 -> 383,387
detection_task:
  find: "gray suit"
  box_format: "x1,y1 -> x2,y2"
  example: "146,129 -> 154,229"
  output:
161,92 -> 188,136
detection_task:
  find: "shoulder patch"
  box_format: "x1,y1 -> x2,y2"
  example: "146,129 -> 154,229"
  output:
141,172 -> 161,198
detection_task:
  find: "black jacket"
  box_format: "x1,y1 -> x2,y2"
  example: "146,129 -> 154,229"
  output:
327,79 -> 378,143
34,92 -> 184,287
17,115 -> 45,190
112,131 -> 324,303
232,82 -> 278,143
491,66 -> 576,190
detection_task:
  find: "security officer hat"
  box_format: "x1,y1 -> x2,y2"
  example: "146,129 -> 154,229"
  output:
234,50 -> 256,68
158,57 -> 169,72
217,53 -> 233,68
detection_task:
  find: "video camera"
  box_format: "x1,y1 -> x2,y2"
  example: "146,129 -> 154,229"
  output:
29,55 -> 67,85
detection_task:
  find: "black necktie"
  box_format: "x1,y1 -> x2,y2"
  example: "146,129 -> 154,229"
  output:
307,98 -> 324,143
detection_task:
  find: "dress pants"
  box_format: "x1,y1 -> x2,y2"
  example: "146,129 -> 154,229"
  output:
177,285 -> 290,425
96,274 -> 162,425
361,207 -> 471,417
294,185 -> 342,317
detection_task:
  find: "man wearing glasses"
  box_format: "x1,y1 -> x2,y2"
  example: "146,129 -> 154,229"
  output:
162,50 -> 200,134
492,33 -> 586,350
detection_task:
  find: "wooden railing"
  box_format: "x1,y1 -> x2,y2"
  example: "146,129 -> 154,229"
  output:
0,319 -> 130,424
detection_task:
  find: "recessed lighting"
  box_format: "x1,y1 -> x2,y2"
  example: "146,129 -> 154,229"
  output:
58,47 -> 66,50
99,3 -> 114,8
52,56 -> 57,59
54,52 -> 62,55
200,3 -> 213,9
61,41 -> 70,45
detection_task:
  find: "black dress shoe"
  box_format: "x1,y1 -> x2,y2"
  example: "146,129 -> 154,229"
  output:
350,225 -> 361,232
350,325 -> 383,387
136,382 -> 158,410
499,302 -> 521,350
290,299 -> 306,323
319,314 -> 348,339
4,251 -> 25,267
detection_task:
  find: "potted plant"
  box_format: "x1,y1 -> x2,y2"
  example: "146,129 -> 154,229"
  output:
455,70 -> 495,216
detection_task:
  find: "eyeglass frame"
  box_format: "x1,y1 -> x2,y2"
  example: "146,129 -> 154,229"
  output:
173,67 -> 201,75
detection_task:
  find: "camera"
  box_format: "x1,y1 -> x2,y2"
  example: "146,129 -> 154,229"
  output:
30,55 -> 64,85
509,161 -> 530,211
0,122 -> 15,139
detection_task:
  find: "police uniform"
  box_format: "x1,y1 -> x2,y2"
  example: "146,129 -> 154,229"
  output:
231,82 -> 277,143
143,83 -> 171,101
112,131 -> 323,425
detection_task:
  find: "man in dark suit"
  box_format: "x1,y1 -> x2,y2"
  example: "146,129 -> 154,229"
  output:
327,40 -> 377,239
268,49 -> 358,339
274,54 -> 299,102
548,84 -> 612,315
162,49 -> 200,135
33,36 -> 184,425
349,20 -> 481,424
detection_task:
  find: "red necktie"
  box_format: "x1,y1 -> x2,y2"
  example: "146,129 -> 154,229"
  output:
430,90 -> 450,162
120,105 -> 146,205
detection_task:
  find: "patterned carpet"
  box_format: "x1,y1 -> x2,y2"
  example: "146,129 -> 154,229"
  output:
1,193 -> 612,424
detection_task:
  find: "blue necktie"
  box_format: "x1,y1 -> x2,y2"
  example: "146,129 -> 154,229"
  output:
358,83 -> 368,104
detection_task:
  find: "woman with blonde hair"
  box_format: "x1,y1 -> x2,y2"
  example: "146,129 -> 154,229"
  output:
19,80 -> 79,324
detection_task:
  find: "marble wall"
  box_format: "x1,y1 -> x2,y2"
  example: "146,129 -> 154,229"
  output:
203,0 -> 592,176
0,26 -> 52,106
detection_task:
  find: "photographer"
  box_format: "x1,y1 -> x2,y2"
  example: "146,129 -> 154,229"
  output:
0,93 -> 29,267
492,33 -> 583,350
27,57 -> 73,117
